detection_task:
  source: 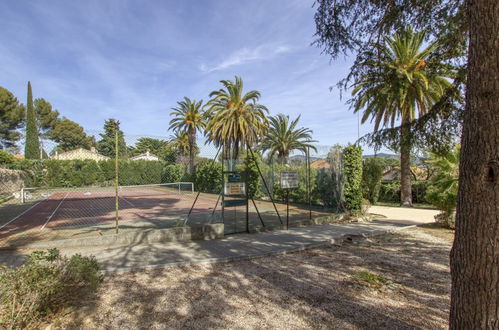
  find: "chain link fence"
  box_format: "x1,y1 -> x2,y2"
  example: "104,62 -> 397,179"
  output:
0,130 -> 345,247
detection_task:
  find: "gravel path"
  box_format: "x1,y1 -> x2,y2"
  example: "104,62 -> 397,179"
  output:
63,226 -> 453,329
368,205 -> 440,225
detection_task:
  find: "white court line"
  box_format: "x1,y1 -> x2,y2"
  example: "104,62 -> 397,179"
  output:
0,199 -> 45,231
41,192 -> 69,230
120,196 -> 135,207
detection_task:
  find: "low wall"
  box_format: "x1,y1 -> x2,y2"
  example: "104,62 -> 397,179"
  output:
20,223 -> 225,249
0,168 -> 24,196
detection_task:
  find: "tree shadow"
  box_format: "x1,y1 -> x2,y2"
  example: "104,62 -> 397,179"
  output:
66,230 -> 451,329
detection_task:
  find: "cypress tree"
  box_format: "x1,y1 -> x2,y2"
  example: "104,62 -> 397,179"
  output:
24,81 -> 40,159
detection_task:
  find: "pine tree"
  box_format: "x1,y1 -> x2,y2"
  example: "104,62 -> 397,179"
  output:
97,119 -> 127,158
24,81 -> 40,159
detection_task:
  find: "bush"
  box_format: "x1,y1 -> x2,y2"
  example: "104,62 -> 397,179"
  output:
194,160 -> 222,194
342,145 -> 363,216
315,168 -> 334,207
378,180 -> 429,204
0,150 -> 15,166
426,146 -> 460,228
0,249 -> 101,328
361,157 -> 385,204
241,153 -> 263,199
162,164 -> 186,183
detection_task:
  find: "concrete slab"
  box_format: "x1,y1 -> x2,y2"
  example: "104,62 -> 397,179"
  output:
0,206 -> 437,274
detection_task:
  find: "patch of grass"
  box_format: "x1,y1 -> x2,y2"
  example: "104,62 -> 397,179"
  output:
351,270 -> 389,288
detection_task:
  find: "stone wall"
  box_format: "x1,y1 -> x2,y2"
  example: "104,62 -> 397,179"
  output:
0,168 -> 24,196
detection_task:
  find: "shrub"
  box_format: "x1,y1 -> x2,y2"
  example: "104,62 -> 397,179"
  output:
0,150 -> 15,166
241,153 -> 263,199
315,168 -> 334,207
162,163 -> 186,183
361,157 -> 385,204
194,160 -> 222,194
0,249 -> 101,328
426,145 -> 460,228
342,145 -> 363,216
378,180 -> 429,204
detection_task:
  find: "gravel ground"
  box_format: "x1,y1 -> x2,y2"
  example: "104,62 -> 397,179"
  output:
62,226 -> 453,329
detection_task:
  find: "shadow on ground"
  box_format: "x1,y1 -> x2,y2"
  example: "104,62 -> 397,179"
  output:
66,229 -> 451,329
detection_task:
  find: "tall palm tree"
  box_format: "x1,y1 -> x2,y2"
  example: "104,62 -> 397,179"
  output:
351,28 -> 454,206
259,113 -> 317,163
169,97 -> 205,174
205,76 -> 269,162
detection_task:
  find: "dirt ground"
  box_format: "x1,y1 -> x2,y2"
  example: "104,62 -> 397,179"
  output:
61,225 -> 454,329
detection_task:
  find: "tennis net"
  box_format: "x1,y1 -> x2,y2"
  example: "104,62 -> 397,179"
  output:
20,182 -> 195,203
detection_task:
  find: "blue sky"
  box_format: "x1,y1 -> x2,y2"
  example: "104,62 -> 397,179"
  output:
0,0 -> 377,155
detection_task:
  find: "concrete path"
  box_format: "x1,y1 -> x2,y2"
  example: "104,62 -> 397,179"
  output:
0,206 -> 437,273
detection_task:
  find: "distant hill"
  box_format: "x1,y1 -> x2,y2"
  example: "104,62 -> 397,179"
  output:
362,153 -> 398,159
289,155 -> 321,162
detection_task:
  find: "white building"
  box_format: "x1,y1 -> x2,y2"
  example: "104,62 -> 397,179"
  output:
52,147 -> 110,161
130,150 -> 159,161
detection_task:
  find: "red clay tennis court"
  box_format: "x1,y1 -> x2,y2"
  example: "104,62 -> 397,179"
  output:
0,183 -> 217,238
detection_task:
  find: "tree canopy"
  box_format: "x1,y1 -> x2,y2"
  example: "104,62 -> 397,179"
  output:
49,118 -> 95,153
0,87 -> 24,150
314,0 -> 466,153
97,119 -> 127,158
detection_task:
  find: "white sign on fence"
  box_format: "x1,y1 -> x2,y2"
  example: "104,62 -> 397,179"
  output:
280,171 -> 299,189
224,182 -> 246,195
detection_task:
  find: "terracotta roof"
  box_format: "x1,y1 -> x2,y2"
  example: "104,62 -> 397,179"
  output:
310,159 -> 330,169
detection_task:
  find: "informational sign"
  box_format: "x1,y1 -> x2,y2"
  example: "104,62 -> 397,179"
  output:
280,171 -> 299,189
228,173 -> 241,183
224,182 -> 246,195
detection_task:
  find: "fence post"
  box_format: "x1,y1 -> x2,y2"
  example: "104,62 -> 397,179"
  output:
115,129 -> 119,234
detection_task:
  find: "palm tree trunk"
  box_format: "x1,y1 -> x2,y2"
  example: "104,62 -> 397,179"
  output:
400,117 -> 412,206
188,128 -> 195,175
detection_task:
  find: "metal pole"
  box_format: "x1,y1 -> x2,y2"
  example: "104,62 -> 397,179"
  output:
307,147 -> 312,220
286,189 -> 289,230
221,144 -> 225,226
115,129 -> 119,234
246,146 -> 249,233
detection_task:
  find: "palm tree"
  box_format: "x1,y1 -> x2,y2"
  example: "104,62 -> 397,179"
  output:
169,97 -> 205,174
259,113 -> 317,163
205,76 -> 269,163
351,28 -> 454,206
426,145 -> 460,228
168,130 -> 191,164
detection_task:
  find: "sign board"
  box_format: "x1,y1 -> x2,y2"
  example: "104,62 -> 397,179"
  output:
224,182 -> 246,195
280,171 -> 299,189
228,173 -> 241,183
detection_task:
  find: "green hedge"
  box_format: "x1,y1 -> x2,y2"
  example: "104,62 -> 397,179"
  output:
342,145 -> 363,215
194,159 -> 222,194
10,159 -> 187,188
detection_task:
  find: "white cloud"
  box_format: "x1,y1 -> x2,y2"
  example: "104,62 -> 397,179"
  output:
199,43 -> 291,73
